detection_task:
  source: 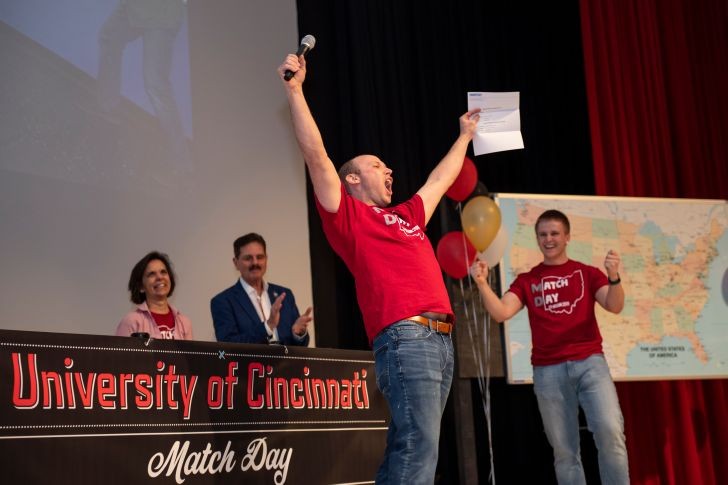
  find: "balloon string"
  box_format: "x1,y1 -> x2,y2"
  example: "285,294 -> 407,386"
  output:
483,271 -> 496,484
460,270 -> 497,484
457,196 -> 496,483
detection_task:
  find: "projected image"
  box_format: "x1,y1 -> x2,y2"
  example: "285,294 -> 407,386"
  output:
0,0 -> 194,191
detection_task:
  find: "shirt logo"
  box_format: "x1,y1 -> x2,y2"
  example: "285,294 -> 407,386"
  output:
157,326 -> 176,339
372,207 -> 424,240
530,270 -> 585,314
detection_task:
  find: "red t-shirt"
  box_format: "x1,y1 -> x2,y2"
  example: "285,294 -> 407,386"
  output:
150,310 -> 176,340
507,259 -> 609,366
316,185 -> 453,344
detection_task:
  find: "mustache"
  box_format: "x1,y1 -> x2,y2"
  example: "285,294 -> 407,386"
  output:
249,265 -> 262,271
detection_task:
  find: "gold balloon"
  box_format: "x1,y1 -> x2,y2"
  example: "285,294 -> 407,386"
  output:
461,196 -> 502,251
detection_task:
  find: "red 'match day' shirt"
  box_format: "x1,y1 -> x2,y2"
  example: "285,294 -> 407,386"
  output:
508,259 -> 609,366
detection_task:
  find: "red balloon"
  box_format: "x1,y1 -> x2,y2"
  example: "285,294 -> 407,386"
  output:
436,231 -> 477,279
445,156 -> 478,202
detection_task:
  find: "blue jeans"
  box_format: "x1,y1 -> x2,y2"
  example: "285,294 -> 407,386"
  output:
372,321 -> 454,484
533,354 -> 629,485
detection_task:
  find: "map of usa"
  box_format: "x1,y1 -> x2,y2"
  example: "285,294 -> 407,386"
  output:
496,194 -> 728,383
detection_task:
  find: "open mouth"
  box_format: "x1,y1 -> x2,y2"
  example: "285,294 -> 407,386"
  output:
384,178 -> 393,194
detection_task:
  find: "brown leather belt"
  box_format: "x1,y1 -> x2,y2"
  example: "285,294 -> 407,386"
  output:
406,315 -> 453,335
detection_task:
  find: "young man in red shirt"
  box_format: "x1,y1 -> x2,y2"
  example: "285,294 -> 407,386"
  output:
473,209 -> 629,485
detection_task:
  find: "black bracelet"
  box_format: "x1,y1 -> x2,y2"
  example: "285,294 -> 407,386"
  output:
608,274 -> 621,285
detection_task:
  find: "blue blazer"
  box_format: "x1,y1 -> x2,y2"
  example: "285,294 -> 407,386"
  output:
210,281 -> 309,346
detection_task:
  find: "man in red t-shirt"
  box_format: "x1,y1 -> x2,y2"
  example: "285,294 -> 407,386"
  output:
473,209 -> 629,485
278,53 -> 479,484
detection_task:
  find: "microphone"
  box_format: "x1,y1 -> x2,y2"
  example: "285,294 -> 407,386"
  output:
284,34 -> 316,81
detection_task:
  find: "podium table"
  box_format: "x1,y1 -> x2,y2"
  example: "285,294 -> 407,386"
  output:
0,329 -> 388,484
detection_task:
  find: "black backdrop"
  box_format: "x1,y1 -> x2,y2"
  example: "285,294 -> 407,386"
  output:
296,0 -> 598,483
297,0 -> 595,350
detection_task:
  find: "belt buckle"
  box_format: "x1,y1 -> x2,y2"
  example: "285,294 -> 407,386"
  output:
426,317 -> 446,334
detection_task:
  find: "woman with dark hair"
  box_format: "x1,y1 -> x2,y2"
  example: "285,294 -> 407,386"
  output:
116,251 -> 193,340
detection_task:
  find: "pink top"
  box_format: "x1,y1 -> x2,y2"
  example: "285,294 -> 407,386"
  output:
116,301 -> 194,340
316,184 -> 453,344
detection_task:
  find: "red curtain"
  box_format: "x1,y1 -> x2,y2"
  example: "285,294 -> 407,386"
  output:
580,0 -> 728,483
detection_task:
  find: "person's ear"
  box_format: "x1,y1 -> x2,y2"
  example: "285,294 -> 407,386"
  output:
345,173 -> 360,185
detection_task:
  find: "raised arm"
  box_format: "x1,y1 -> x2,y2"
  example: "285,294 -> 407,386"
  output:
416,108 -> 480,223
595,249 -> 625,313
471,260 -> 523,322
278,54 -> 341,212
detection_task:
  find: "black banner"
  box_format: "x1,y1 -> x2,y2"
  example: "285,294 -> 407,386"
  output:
0,329 -> 388,484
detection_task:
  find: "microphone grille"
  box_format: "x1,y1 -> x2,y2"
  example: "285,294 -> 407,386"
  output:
301,34 -> 316,50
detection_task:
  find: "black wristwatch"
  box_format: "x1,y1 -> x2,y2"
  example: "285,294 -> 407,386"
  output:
608,273 -> 621,285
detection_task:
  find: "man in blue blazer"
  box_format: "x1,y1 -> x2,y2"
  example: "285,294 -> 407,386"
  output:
211,233 -> 311,345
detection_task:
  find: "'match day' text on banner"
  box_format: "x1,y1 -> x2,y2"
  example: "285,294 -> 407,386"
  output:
0,330 -> 388,484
